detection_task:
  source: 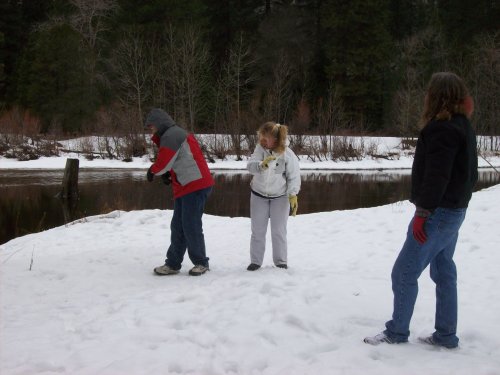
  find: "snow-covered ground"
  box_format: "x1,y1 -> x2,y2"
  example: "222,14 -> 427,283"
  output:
2,135 -> 500,374
1,181 -> 500,374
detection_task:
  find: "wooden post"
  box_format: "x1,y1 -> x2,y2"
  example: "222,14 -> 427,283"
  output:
60,196 -> 78,224
61,158 -> 79,199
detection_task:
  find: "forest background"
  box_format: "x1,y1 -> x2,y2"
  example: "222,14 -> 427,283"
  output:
0,0 -> 498,161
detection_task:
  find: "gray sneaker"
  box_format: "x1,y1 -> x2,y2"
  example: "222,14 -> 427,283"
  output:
189,265 -> 209,276
153,265 -> 180,275
418,335 -> 458,349
363,332 -> 395,345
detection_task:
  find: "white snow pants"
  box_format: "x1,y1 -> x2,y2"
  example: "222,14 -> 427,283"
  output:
250,193 -> 289,266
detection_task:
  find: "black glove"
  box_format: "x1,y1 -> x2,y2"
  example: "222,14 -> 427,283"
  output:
161,171 -> 172,185
146,166 -> 154,182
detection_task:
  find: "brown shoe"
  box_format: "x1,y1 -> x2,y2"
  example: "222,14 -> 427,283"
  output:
189,265 -> 209,276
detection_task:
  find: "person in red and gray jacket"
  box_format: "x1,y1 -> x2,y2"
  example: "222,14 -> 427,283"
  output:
145,108 -> 214,276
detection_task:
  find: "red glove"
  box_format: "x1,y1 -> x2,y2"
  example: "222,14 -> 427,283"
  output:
412,215 -> 427,244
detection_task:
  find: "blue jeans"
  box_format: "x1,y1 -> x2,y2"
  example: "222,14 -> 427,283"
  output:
165,187 -> 212,270
384,207 -> 467,347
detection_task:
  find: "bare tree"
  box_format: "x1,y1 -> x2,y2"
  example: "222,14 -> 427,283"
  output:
69,0 -> 118,51
391,27 -> 448,137
149,33 -> 168,111
112,28 -> 152,138
317,82 -> 345,132
393,30 -> 430,137
163,25 -> 211,131
69,0 -> 118,89
313,82 -> 347,159
215,33 -> 258,160
264,51 -> 293,122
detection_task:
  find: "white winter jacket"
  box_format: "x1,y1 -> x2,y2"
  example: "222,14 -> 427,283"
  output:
247,144 -> 301,198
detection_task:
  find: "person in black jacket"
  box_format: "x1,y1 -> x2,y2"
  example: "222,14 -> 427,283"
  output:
364,72 -> 478,349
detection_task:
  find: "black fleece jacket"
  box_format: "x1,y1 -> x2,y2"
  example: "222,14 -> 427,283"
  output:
411,114 -> 478,210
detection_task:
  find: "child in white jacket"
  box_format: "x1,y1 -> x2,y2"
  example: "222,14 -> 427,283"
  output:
246,122 -> 301,271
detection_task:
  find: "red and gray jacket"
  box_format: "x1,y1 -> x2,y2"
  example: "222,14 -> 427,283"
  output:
145,108 -> 214,199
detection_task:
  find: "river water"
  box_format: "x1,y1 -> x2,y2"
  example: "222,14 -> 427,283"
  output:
1,169 -> 499,245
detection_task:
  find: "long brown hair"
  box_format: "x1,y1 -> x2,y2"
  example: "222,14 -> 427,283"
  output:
258,121 -> 288,154
420,72 -> 471,128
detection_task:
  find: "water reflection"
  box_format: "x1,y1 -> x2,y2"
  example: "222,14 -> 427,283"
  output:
299,171 -> 412,213
1,169 -> 498,245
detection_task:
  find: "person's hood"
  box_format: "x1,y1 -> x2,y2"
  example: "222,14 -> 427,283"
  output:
144,108 -> 176,135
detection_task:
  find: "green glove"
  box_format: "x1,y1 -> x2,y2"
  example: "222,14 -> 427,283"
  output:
260,155 -> 276,170
289,195 -> 298,216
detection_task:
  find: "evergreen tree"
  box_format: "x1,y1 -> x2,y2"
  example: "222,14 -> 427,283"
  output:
436,0 -> 499,50
202,0 -> 261,70
308,0 -> 330,99
0,0 -> 23,104
115,0 -> 208,34
0,31 -> 5,109
388,0 -> 433,41
321,0 -> 392,129
2,0 -> 497,136
0,0 -> 54,106
17,24 -> 95,133
254,2 -> 317,121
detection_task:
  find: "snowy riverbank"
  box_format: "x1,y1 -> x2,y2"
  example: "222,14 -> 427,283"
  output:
1,153 -> 500,171
1,135 -> 499,171
1,183 -> 500,374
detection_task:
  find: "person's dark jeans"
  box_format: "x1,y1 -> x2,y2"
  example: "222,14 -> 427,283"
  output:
165,187 -> 212,270
384,207 -> 466,348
